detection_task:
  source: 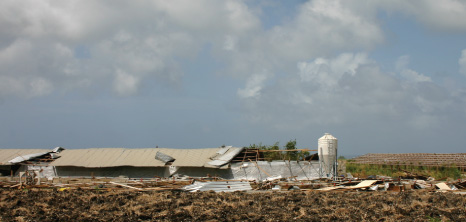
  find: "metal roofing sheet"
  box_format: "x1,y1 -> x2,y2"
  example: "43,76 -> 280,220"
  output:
8,152 -> 50,164
182,181 -> 253,192
207,147 -> 244,167
50,147 -> 244,168
51,148 -> 164,167
0,149 -> 50,165
169,148 -> 220,167
155,151 -> 175,163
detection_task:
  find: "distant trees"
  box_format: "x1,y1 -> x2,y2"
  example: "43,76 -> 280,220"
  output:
248,140 -> 310,161
285,139 -> 298,160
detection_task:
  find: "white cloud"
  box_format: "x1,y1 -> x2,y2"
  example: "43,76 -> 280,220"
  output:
113,70 -> 139,96
298,53 -> 370,87
400,69 -> 432,83
237,71 -> 269,99
267,0 -> 384,61
29,78 -> 54,97
0,76 -> 53,98
0,39 -> 76,97
214,0 -> 385,94
152,0 -> 259,34
395,55 -> 432,83
395,55 -> 410,71
382,0 -> 466,32
240,53 -> 457,131
460,49 -> 466,75
0,0 -> 464,107
341,0 -> 466,33
0,0 -> 260,98
223,35 -> 236,51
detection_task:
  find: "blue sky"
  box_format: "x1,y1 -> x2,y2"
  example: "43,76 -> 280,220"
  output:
1,0 -> 466,156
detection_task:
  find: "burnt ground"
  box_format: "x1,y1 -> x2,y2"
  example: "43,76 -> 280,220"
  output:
0,189 -> 465,221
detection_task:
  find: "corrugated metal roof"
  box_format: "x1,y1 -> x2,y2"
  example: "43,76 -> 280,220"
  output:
51,148 -> 164,167
207,147 -> 244,167
165,148 -> 219,167
0,149 -> 50,165
8,152 -> 51,164
50,147 -> 245,168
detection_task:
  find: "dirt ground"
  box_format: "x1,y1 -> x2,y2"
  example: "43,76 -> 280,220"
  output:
0,189 -> 465,221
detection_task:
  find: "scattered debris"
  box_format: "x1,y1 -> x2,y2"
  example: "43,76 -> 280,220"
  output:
182,181 -> 252,192
454,180 -> 466,189
435,182 -> 458,191
0,172 -> 464,194
287,185 -> 300,191
435,182 -> 452,191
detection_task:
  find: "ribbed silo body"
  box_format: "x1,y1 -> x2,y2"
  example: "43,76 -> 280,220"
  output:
318,133 -> 338,178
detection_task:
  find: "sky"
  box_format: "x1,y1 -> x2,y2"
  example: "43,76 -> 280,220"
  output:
1,0 -> 466,156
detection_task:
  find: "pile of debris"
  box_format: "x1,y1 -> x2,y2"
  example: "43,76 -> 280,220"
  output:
0,177 -> 192,191
1,172 -> 465,194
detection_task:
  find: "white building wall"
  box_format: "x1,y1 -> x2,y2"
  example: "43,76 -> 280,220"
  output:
229,161 -> 320,181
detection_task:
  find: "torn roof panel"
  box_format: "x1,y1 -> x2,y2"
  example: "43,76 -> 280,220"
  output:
155,151 -> 175,163
216,146 -> 231,155
0,149 -> 57,165
8,152 -> 51,164
206,160 -> 227,166
53,147 -> 65,153
207,147 -> 245,167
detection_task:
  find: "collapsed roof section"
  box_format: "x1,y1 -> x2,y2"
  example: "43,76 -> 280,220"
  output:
207,146 -> 245,167
0,147 -> 65,165
0,149 -> 49,165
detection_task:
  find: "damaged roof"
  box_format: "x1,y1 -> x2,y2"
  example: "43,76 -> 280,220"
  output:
48,147 -> 244,168
0,149 -> 50,165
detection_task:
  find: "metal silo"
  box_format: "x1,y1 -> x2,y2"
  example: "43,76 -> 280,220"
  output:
318,133 -> 338,178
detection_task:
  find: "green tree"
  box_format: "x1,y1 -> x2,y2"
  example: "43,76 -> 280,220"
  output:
249,140 -> 311,161
266,142 -> 281,160
248,142 -> 281,161
285,139 -> 298,160
248,143 -> 266,150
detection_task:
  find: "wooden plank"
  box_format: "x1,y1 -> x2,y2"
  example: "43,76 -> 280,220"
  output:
109,182 -> 144,191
